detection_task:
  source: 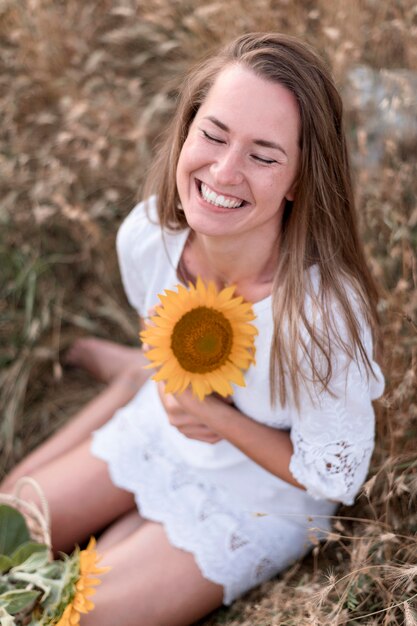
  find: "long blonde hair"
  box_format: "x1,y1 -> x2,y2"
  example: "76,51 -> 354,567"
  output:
143,32 -> 381,406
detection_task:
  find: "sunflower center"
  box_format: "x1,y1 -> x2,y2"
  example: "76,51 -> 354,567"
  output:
171,306 -> 233,373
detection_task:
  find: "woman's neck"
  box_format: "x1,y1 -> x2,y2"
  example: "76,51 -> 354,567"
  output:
181,231 -> 279,302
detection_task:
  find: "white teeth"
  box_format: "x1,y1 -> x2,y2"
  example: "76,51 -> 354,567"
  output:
200,183 -> 243,209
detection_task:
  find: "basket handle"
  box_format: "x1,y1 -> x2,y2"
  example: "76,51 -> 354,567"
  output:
13,476 -> 51,533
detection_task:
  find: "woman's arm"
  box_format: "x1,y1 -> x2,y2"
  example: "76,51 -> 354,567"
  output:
1,350 -> 150,490
161,387 -> 305,490
157,301 -> 383,503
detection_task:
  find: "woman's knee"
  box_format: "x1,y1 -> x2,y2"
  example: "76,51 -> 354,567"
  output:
116,360 -> 149,391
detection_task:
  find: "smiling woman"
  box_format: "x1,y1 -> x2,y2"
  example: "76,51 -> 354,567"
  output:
1,32 -> 384,626
175,64 -> 300,252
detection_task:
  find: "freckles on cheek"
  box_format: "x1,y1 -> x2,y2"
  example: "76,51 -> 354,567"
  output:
265,179 -> 278,191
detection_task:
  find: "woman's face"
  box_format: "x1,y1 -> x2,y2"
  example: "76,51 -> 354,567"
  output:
176,64 -> 301,243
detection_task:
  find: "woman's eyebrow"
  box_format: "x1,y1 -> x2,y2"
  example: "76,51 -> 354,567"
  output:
203,115 -> 288,158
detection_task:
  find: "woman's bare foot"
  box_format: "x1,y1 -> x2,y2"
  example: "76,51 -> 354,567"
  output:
64,338 -> 146,384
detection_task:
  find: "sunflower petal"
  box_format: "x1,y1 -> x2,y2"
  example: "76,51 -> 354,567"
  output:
153,358 -> 182,380
145,347 -> 171,361
206,370 -> 234,397
191,377 -> 210,401
217,284 -> 237,302
221,362 -> 247,387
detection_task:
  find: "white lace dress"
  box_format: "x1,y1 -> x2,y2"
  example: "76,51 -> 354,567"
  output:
91,197 -> 385,605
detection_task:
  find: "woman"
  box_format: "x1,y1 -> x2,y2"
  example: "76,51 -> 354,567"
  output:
1,33 -> 384,625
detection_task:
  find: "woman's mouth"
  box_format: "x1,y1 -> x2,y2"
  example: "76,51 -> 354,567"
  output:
198,181 -> 245,209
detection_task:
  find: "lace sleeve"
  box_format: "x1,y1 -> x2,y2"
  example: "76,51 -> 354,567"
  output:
288,309 -> 384,505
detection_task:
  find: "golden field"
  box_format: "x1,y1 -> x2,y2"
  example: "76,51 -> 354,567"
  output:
0,1 -> 416,623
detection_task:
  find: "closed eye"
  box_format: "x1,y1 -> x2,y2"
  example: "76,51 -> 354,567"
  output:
202,130 -> 225,144
252,155 -> 278,165
201,128 -> 278,164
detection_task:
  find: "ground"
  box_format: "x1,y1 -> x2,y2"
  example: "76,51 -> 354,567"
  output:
1,1 -> 416,623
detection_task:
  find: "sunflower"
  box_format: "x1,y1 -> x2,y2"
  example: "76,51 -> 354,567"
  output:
56,538 -> 110,626
140,277 -> 258,400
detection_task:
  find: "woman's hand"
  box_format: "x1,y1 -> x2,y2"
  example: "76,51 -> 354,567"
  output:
157,383 -> 224,444
159,382 -> 303,491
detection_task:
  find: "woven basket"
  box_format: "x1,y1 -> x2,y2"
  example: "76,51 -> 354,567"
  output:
0,476 -> 52,554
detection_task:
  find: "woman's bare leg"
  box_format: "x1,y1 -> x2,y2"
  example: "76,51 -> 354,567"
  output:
97,510 -> 147,551
84,521 -> 224,626
0,359 -> 149,492
64,338 -> 146,384
5,438 -> 136,552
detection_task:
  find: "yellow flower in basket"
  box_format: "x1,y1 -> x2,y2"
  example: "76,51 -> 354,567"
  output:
140,277 -> 258,400
56,537 -> 110,625
0,479 -> 109,626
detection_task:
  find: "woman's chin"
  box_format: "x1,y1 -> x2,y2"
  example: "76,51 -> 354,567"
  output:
182,202 -> 244,237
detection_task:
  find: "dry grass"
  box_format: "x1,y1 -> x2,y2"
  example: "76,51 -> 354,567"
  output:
1,0 -> 416,623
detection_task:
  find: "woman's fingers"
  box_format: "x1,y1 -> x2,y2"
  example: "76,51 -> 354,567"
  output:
166,412 -> 193,427
167,411 -> 222,441
177,425 -> 222,443
157,383 -> 223,442
140,307 -> 158,354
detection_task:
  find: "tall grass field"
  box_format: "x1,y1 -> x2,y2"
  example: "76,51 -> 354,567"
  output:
1,1 -> 416,623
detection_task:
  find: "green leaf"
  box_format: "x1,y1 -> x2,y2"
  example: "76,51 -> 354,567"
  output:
0,589 -> 40,615
9,571 -> 52,603
0,506 -> 30,557
40,561 -> 63,580
18,552 -> 50,575
10,543 -> 49,569
0,556 -> 12,575
39,552 -> 80,621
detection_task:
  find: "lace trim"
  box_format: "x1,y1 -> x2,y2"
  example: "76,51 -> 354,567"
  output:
289,351 -> 376,504
290,432 -> 373,504
92,414 -> 310,604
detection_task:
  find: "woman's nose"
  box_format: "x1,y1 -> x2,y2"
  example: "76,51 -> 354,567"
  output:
210,148 -> 244,186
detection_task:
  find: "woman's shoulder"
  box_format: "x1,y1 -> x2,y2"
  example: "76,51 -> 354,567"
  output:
299,265 -> 385,400
116,196 -> 159,251
304,264 -> 367,319
116,196 -> 187,262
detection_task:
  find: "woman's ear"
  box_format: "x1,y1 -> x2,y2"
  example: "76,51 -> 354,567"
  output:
285,184 -> 296,202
